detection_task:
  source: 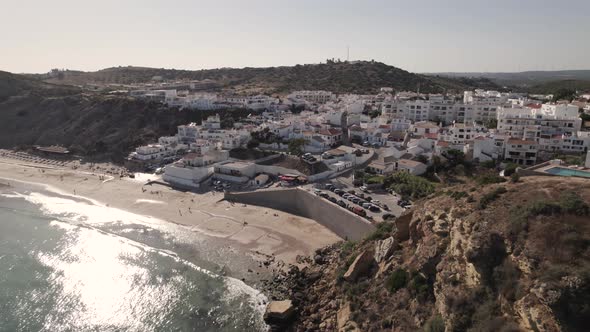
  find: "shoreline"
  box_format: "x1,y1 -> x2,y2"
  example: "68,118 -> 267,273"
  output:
0,154 -> 342,279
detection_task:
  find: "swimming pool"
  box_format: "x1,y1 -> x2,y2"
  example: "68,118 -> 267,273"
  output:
545,167 -> 590,178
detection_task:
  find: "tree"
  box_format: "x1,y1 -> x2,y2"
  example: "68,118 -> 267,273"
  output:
444,149 -> 465,166
288,138 -> 306,156
247,139 -> 259,149
552,88 -> 576,102
484,118 -> 498,129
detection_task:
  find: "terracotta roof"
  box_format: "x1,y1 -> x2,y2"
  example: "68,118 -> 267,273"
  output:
437,141 -> 450,147
424,133 -> 438,139
525,103 -> 542,109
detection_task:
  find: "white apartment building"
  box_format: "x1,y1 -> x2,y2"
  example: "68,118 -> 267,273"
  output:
410,121 -> 440,137
203,114 -> 221,129
497,104 -> 582,143
162,144 -> 230,188
504,139 -> 538,166
440,122 -> 485,145
131,144 -> 175,161
473,135 -> 508,162
177,123 -> 200,143
288,90 -> 335,104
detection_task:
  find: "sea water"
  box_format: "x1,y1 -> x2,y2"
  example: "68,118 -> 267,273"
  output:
0,180 -> 268,332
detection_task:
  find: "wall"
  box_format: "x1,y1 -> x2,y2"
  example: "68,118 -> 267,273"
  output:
225,188 -> 375,241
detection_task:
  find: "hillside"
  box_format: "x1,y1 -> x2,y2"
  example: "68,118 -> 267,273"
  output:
0,71 -> 79,103
527,79 -> 590,95
0,72 -> 216,162
270,176 -> 590,332
427,70 -> 590,90
30,62 -> 499,95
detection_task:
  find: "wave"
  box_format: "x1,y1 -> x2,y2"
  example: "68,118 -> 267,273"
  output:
0,183 -> 269,330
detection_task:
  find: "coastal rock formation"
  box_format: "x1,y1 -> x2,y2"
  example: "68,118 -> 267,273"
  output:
277,177 -> 590,332
343,250 -> 374,282
264,300 -> 295,330
374,236 -> 396,263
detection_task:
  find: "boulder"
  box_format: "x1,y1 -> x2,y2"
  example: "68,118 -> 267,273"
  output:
395,211 -> 413,242
264,300 -> 295,326
374,236 -> 397,263
337,302 -> 352,330
343,250 -> 375,282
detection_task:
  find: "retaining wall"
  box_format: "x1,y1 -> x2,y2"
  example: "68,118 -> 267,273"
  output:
225,188 -> 375,241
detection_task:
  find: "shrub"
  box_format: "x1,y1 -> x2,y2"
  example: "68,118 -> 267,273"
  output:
448,191 -> 468,200
476,174 -> 507,186
510,173 -> 520,183
503,163 -> 518,176
366,176 -> 384,185
481,160 -> 496,169
559,192 -> 590,216
386,269 -> 408,293
424,315 -> 445,332
509,191 -> 589,240
410,272 -> 432,301
383,171 -> 435,200
478,187 -> 507,209
246,139 -> 259,149
366,222 -> 394,241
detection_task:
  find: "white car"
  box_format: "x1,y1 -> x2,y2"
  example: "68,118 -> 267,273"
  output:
360,186 -> 368,192
371,199 -> 381,205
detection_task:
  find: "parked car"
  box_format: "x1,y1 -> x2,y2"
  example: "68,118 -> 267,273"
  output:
383,213 -> 395,220
371,199 -> 381,206
353,206 -> 367,217
328,197 -> 337,203
362,202 -> 371,209
337,200 -> 347,207
383,204 -> 390,211
342,194 -> 351,199
319,193 -> 329,199
369,205 -> 381,212
335,189 -> 344,196
360,186 -> 368,193
347,196 -> 355,201
313,188 -> 321,194
325,184 -> 335,190
398,200 -> 412,208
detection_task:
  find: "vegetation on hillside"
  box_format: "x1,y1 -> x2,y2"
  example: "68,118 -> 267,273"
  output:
30,62 -> 500,95
283,177 -> 590,332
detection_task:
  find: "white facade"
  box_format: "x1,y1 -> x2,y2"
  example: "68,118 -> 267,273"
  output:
504,139 -> 538,166
288,90 -> 335,104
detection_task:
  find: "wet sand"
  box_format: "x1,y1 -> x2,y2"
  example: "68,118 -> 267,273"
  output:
0,154 -> 341,265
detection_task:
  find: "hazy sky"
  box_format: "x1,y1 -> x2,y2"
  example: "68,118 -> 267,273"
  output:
2,0 -> 590,74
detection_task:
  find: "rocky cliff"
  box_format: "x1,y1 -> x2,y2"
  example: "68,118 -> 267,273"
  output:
269,176 -> 590,332
0,71 -> 249,162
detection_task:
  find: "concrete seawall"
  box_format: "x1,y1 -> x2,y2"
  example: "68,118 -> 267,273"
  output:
225,188 -> 375,241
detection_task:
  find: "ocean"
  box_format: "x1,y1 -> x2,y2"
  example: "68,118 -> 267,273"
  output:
0,179 -> 268,332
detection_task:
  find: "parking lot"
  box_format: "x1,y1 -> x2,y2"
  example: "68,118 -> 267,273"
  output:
303,179 -> 407,223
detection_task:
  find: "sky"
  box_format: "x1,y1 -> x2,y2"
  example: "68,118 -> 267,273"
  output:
2,0 -> 590,74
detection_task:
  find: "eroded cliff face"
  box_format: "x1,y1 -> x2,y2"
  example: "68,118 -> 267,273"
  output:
274,176 -> 590,332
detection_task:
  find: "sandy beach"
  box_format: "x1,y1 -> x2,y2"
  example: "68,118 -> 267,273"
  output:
0,152 -> 341,266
